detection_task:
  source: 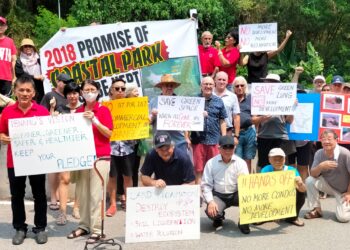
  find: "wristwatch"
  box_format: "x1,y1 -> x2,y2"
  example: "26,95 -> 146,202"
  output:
234,135 -> 240,139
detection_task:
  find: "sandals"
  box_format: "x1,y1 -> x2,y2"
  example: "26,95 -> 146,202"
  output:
287,218 -> 305,227
49,203 -> 59,211
304,209 -> 323,219
56,212 -> 67,226
67,228 -> 89,239
106,205 -> 117,217
86,233 -> 105,244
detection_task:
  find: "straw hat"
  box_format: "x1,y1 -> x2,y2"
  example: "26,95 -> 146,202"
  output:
154,74 -> 181,88
20,38 -> 35,48
261,73 -> 281,83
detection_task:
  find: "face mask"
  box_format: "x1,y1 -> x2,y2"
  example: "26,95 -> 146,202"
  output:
83,92 -> 98,102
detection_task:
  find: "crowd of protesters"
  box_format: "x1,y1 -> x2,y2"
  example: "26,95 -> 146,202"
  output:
0,15 -> 350,246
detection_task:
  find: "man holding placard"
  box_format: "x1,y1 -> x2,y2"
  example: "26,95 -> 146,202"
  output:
140,131 -> 195,187
261,148 -> 306,226
0,76 -> 49,245
201,135 -> 250,234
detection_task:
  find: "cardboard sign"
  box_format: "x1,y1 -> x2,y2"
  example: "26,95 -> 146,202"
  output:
9,113 -> 96,176
125,185 -> 200,243
251,82 -> 297,115
239,23 -> 278,52
157,96 -> 205,131
238,171 -> 296,224
103,97 -> 149,141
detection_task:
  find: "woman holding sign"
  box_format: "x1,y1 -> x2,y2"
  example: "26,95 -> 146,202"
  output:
261,148 -> 306,227
67,79 -> 113,243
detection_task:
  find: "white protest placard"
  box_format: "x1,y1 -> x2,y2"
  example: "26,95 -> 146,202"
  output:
239,23 -> 278,53
9,113 -> 96,176
157,96 -> 205,131
251,82 -> 297,115
125,185 -> 200,243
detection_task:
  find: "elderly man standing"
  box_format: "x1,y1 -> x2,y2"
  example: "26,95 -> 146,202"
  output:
233,76 -> 257,172
213,71 -> 240,142
140,131 -> 195,187
149,74 -> 190,152
304,129 -> 350,222
190,76 -> 227,185
201,135 -> 250,234
198,31 -> 218,78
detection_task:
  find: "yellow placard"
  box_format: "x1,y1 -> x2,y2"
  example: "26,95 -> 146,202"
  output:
238,171 -> 296,224
103,97 -> 149,141
343,115 -> 350,123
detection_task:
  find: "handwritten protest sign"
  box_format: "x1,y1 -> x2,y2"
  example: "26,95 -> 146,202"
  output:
157,96 -> 205,131
9,113 -> 96,176
103,97 -> 149,141
251,82 -> 297,115
125,185 -> 200,243
40,19 -> 200,100
238,171 -> 296,224
239,23 -> 278,52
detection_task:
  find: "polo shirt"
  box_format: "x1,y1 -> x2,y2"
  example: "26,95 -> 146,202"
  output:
215,46 -> 240,84
198,45 -> 217,75
261,165 -> 300,177
214,89 -> 240,128
0,36 -> 16,81
76,102 -> 113,157
40,90 -> 67,110
238,94 -> 253,129
0,101 -> 49,168
140,147 -> 195,185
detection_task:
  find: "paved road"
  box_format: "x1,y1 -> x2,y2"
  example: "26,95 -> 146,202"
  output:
0,196 -> 349,250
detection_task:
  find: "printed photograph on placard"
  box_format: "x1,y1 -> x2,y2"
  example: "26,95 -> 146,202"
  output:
323,94 -> 344,110
341,127 -> 350,142
321,113 -> 341,128
348,98 -> 350,113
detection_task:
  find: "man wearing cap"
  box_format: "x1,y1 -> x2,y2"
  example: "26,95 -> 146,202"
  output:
213,71 -> 240,141
261,148 -> 306,226
191,76 -> 227,185
330,75 -> 344,93
201,135 -> 250,234
40,73 -> 72,111
312,75 -> 326,93
149,74 -> 190,152
304,129 -> 350,222
0,16 -> 16,103
140,132 -> 195,187
198,31 -> 218,78
342,82 -> 350,94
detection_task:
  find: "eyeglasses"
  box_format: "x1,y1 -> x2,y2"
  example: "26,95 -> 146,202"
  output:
82,89 -> 98,94
226,36 -> 233,39
221,145 -> 234,150
114,87 -> 126,92
23,45 -> 33,48
235,84 -> 245,88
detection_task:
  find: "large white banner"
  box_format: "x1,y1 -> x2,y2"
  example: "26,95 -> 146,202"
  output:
40,19 -> 200,100
251,82 -> 297,115
125,185 -> 200,243
239,23 -> 278,53
9,113 -> 96,176
157,96 -> 205,131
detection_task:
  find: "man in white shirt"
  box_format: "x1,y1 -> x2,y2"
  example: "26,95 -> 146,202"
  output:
201,135 -> 250,234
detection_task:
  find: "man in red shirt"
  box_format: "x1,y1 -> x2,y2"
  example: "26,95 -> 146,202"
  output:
215,29 -> 240,91
0,76 -> 49,245
198,31 -> 218,78
0,16 -> 16,101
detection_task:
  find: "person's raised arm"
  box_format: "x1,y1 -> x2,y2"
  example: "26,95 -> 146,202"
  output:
267,30 -> 292,59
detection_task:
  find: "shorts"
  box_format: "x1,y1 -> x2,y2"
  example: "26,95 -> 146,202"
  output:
192,144 -> 219,172
288,142 -> 312,166
235,126 -> 256,160
110,153 -> 136,177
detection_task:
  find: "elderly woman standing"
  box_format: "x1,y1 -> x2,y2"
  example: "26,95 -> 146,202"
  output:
15,39 -> 44,103
67,79 -> 113,243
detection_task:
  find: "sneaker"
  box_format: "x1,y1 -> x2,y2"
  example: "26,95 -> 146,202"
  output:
12,230 -> 26,245
106,205 -> 117,217
238,222 -> 251,234
35,231 -> 48,244
212,219 -> 223,228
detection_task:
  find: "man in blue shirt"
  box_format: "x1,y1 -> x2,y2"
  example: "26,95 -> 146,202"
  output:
261,148 -> 306,226
140,131 -> 195,187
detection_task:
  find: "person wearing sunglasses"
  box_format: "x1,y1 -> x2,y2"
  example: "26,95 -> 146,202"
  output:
201,135 -> 250,234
